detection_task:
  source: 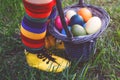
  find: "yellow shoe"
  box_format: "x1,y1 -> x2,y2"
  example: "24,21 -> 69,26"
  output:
25,49 -> 70,73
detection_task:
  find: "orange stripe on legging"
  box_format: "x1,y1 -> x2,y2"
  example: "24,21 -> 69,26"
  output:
20,26 -> 46,40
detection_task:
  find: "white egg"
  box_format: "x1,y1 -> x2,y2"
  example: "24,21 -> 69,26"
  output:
66,10 -> 77,20
27,0 -> 52,4
85,16 -> 102,34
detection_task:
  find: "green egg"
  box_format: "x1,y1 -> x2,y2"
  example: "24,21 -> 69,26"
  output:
71,24 -> 86,36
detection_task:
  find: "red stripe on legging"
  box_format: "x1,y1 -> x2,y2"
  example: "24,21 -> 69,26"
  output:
20,32 -> 45,44
21,38 -> 45,48
22,0 -> 56,18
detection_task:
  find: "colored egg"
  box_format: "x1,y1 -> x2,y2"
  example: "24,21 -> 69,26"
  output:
70,14 -> 84,26
28,0 -> 52,4
66,10 -> 77,20
71,24 -> 86,36
83,23 -> 86,28
61,26 -> 71,35
55,16 -> 69,31
85,16 -> 102,34
77,7 -> 92,22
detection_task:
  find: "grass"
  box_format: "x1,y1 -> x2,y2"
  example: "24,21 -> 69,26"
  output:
0,0 -> 120,80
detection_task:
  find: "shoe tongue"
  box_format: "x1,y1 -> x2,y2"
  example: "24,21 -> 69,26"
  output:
38,48 -> 56,62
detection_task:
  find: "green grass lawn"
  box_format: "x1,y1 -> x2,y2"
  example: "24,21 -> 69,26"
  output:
0,0 -> 120,80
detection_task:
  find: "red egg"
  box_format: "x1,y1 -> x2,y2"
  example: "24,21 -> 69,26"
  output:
55,16 -> 69,31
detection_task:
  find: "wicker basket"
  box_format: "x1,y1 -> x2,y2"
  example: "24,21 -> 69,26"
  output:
48,0 -> 110,61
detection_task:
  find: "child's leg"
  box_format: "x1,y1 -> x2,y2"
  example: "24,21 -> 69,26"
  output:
20,0 -> 70,73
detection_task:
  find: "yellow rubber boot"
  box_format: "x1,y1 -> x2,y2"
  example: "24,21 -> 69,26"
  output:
25,49 -> 70,73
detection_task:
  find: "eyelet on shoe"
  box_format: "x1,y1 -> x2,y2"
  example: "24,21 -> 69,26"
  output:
37,54 -> 44,59
42,58 -> 47,61
36,48 -> 57,64
46,61 -> 50,64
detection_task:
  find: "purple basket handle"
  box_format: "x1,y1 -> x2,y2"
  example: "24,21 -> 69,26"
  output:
78,0 -> 87,6
56,0 -> 73,38
79,0 -> 84,5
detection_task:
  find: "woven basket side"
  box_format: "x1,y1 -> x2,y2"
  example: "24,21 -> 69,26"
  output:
64,39 -> 96,61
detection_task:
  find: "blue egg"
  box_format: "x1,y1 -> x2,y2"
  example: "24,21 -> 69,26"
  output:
69,14 -> 85,26
61,26 -> 71,35
83,23 -> 86,28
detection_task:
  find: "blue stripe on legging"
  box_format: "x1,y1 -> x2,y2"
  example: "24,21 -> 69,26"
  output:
22,16 -> 47,28
21,20 -> 47,33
